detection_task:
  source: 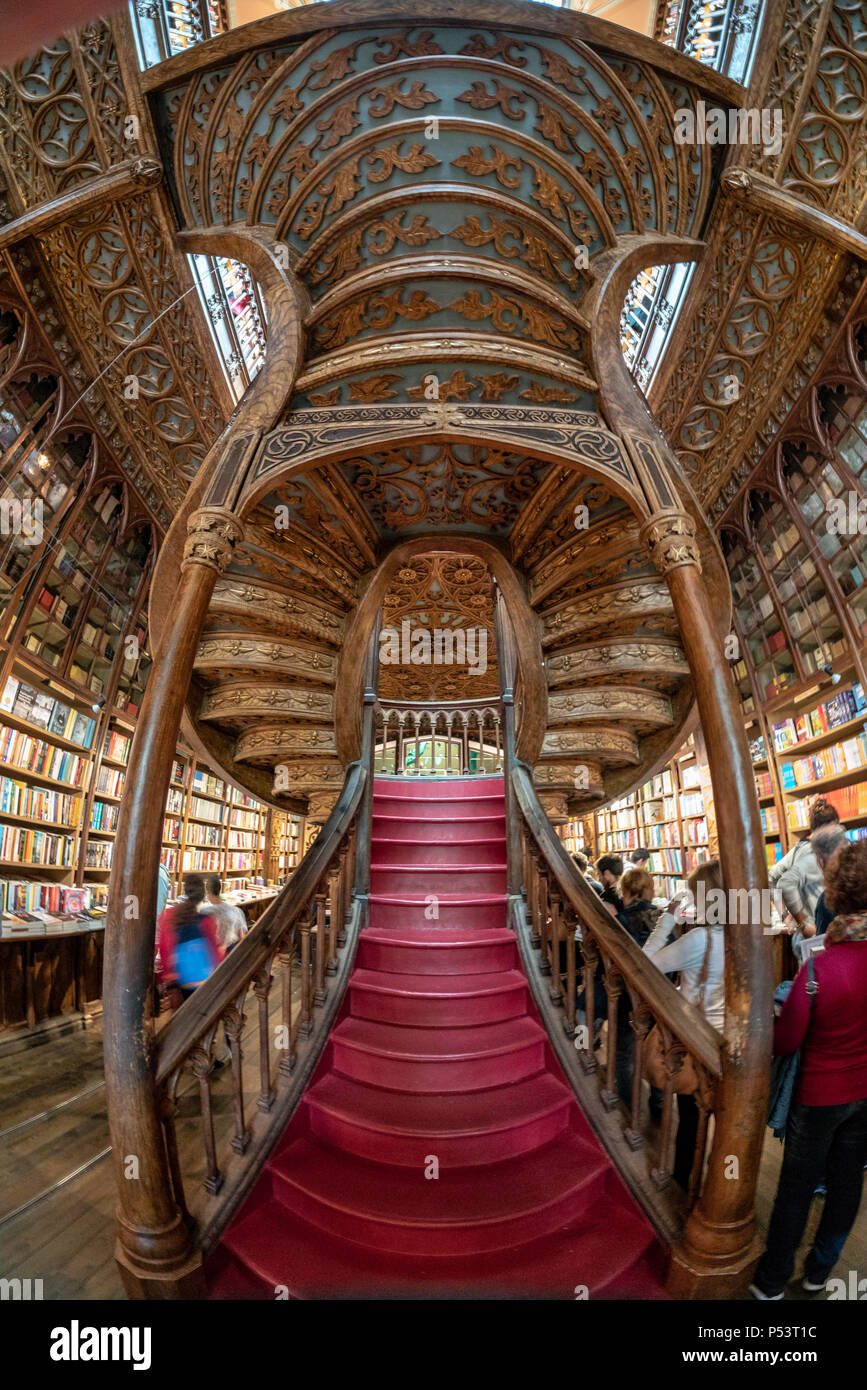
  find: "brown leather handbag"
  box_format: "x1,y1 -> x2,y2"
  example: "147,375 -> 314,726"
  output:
644,926 -> 714,1097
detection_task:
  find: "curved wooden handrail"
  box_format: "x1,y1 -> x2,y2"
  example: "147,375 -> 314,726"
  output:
155,759 -> 366,1084
512,760 -> 721,1077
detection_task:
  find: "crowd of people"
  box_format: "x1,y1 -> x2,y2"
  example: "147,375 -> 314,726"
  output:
571,797 -> 867,1301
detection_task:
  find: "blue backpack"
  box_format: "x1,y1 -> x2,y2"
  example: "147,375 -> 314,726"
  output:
173,914 -> 217,989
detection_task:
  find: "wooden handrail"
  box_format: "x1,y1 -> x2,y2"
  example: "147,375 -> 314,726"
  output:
155,759 -> 367,1083
512,761 -> 721,1079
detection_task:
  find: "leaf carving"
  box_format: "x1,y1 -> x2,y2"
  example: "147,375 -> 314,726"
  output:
367,80 -> 438,118
307,40 -> 362,90
373,30 -> 444,63
366,140 -> 439,181
316,98 -> 360,151
348,374 -> 402,402
457,81 -> 527,120
451,144 -> 522,190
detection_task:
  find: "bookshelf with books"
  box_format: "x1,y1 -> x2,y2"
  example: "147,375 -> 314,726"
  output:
560,743 -> 713,903
720,400 -> 867,868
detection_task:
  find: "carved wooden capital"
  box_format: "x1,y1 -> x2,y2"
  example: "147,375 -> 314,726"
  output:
182,507 -> 244,574
639,510 -> 702,575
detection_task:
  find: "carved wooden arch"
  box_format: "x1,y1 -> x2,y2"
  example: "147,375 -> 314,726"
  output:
145,224 -> 311,806
336,535 -> 545,768
237,403 -> 650,522
584,231 -> 732,641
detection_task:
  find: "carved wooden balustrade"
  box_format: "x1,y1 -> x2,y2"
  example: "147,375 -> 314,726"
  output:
130,0 -> 228,68
509,760 -> 723,1248
375,699 -> 503,776
150,758 -> 366,1258
654,0 -> 759,81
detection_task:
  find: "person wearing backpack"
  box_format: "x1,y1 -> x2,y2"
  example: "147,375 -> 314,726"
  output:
157,872 -> 223,1005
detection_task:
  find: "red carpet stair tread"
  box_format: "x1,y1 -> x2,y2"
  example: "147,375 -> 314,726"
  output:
209,776 -> 667,1299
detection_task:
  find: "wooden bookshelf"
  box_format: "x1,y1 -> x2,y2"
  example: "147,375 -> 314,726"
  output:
559,740 -> 714,902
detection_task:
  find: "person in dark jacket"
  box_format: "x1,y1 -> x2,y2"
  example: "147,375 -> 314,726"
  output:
613,868 -> 660,1106
595,854 -> 624,915
751,839 -> 867,1299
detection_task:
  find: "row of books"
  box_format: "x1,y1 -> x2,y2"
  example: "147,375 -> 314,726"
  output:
163,816 -> 181,843
640,770 -> 674,799
89,800 -> 119,833
227,829 -> 257,849
786,782 -> 867,829
0,825 -> 76,866
760,806 -> 780,834
680,792 -> 705,817
683,817 -> 709,844
186,822 -> 223,847
189,796 -> 225,824
0,776 -> 79,825
0,725 -> 86,787
229,809 -> 259,830
755,770 -> 774,797
182,849 -> 222,872
1,880 -> 91,916
771,684 -> 867,751
766,842 -> 783,867
85,841 -> 112,869
0,676 -> 96,748
226,852 -> 256,871
166,787 -> 184,816
649,847 -> 683,873
33,585 -> 78,630
192,769 -> 225,799
102,729 -> 131,764
643,822 -> 681,848
779,732 -> 867,788
96,766 -> 125,798
79,618 -> 117,661
161,847 -> 179,873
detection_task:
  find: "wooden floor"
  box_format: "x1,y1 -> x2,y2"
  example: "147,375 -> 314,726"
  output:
1,1017 -> 865,1301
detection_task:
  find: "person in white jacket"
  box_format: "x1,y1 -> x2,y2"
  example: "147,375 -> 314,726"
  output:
643,859 -> 726,1188
768,797 -> 841,947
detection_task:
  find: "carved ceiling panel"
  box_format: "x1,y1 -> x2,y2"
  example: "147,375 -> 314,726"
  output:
378,553 -> 498,701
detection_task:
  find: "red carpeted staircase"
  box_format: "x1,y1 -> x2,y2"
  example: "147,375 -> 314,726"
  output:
208,776 -> 667,1299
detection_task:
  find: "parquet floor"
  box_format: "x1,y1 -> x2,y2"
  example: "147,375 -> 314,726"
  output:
1,1017 -> 864,1301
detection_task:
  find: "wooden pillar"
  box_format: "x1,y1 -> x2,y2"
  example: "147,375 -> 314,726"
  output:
101,506 -> 243,1297
640,510 -> 774,1297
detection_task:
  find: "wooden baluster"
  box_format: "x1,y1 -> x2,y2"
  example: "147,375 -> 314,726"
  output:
379,719 -> 387,773
526,847 -> 540,948
494,716 -> 501,771
578,933 -> 599,1072
298,909 -> 314,1038
688,1095 -> 712,1209
159,1073 -> 190,1226
313,890 -> 328,1006
548,887 -> 564,1005
278,945 -> 296,1077
414,714 -> 421,773
563,905 -> 577,1038
521,827 -> 530,904
395,722 -> 402,773
327,858 -> 341,975
624,1000 -> 652,1151
191,1029 -> 222,1194
462,717 -> 469,774
254,964 -> 276,1113
650,1027 -> 678,1189
600,962 -> 622,1111
222,996 -> 251,1150
536,863 -> 550,973
342,829 -> 355,941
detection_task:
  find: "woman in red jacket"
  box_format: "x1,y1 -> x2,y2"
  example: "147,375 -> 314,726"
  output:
751,839 -> 867,1299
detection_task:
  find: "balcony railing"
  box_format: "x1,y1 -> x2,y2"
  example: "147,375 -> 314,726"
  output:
375,699 -> 503,776
654,0 -> 760,85
129,0 -> 229,69
621,262 -> 695,394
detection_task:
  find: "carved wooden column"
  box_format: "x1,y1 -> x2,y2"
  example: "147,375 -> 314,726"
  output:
102,505 -> 243,1298
639,508 -> 774,1297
